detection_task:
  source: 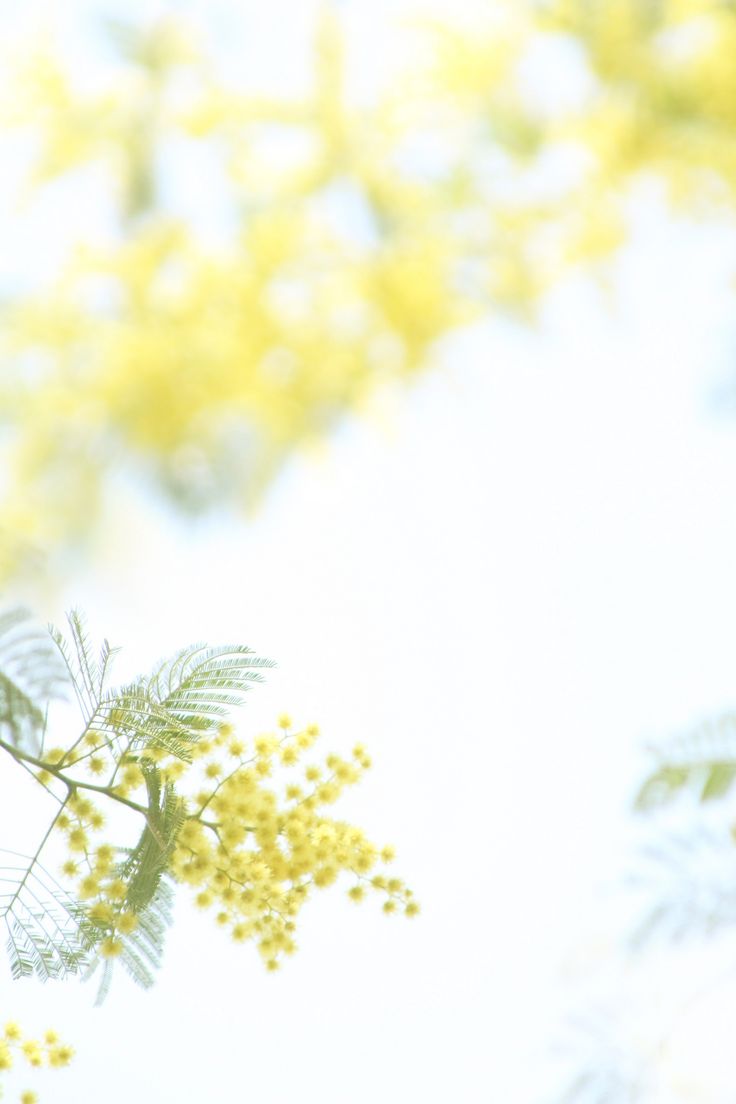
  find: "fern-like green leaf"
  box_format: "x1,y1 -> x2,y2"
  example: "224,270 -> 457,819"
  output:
85,877 -> 175,1004
48,617 -> 273,759
95,684 -> 196,760
148,644 -> 275,733
49,609 -> 110,722
0,852 -> 92,981
118,764 -> 187,912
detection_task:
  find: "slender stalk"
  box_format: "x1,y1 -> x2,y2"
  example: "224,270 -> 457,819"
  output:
0,734 -> 149,818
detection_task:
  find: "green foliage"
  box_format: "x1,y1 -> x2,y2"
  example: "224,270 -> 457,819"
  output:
119,765 -> 186,912
84,878 -> 175,1005
0,607 -> 274,995
49,610 -> 116,724
635,713 -> 736,809
148,644 -> 275,732
51,612 -> 275,760
0,849 -> 91,982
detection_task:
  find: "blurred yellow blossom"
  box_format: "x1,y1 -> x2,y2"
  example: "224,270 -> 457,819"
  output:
2,2 -> 736,587
0,1021 -> 72,1102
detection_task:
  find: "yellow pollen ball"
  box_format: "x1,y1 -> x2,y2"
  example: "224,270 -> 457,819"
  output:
105,878 -> 127,901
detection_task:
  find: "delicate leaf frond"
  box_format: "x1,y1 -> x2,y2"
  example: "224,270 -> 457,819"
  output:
97,638 -> 120,697
119,766 -> 187,912
118,876 -> 175,990
91,646 -> 272,756
90,958 -> 114,1007
149,644 -> 275,732
86,877 -> 175,1004
49,610 -> 123,722
69,610 -> 98,709
92,644 -> 274,758
96,685 -> 196,760
0,851 -> 91,981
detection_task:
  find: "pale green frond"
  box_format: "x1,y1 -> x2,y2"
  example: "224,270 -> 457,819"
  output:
49,609 -> 121,722
86,877 -> 175,1004
148,644 -> 275,734
116,877 -> 175,992
49,611 -> 101,721
98,683 -> 197,759
0,851 -> 91,981
93,643 -> 274,758
90,958 -> 114,1006
47,617 -> 274,757
97,637 -> 120,697
118,766 -> 187,912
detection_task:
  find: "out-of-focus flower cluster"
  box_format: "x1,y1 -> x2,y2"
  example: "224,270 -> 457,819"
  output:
0,1022 -> 73,1104
0,11 -> 474,584
1,1 -> 734,585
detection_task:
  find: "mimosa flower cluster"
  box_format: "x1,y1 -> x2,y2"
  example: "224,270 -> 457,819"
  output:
49,717 -> 417,970
0,1022 -> 73,1104
0,614 -> 419,1098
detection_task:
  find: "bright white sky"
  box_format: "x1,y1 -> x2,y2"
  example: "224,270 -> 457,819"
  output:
4,3 -> 736,1103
